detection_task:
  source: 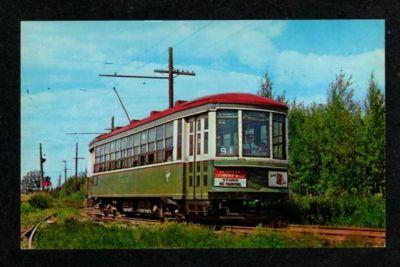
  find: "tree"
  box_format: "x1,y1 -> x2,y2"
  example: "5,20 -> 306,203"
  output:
257,71 -> 273,98
258,70 -> 287,104
360,73 -> 385,194
21,170 -> 41,193
323,70 -> 362,193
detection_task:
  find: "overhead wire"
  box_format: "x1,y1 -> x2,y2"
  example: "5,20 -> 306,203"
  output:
135,20 -> 215,71
193,20 -> 258,57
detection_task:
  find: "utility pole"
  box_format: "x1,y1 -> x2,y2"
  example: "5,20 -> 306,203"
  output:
99,47 -> 195,109
39,143 -> 46,191
73,142 -> 85,191
62,160 -> 70,185
168,47 -> 173,108
58,173 -> 61,189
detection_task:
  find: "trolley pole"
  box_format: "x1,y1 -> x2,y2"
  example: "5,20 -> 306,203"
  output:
73,143 -> 85,192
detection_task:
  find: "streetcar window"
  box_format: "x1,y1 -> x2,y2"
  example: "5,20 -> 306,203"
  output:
189,121 -> 194,133
165,136 -> 173,162
156,125 -> 164,140
148,141 -> 155,164
116,139 -> 121,152
203,115 -> 209,155
165,122 -> 173,138
177,119 -> 182,160
216,110 -> 238,156
133,133 -> 140,146
189,135 -> 194,156
196,132 -> 201,155
133,146 -> 139,161
121,137 -> 126,150
148,128 -> 155,142
242,111 -> 270,157
165,122 -> 173,162
140,144 -> 147,155
110,141 -> 115,152
197,119 -> 201,131
273,113 -> 286,159
140,131 -> 147,144
156,140 -> 164,162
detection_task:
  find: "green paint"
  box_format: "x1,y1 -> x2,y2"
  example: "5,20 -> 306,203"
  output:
214,159 -> 288,168
90,163 -> 184,198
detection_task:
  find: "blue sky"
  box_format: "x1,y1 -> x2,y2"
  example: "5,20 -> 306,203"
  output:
21,20 -> 384,186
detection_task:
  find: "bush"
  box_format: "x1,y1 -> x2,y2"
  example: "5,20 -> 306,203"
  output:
287,193 -> 385,228
20,202 -> 36,214
28,193 -> 53,209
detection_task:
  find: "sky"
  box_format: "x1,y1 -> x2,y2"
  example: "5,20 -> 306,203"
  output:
21,20 -> 385,186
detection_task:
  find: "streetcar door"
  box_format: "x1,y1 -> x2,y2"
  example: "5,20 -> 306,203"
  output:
185,114 -> 208,200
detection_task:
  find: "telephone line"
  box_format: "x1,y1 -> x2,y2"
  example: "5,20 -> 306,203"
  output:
136,21 -> 214,71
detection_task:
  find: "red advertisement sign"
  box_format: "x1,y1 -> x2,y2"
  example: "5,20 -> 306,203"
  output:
214,169 -> 247,179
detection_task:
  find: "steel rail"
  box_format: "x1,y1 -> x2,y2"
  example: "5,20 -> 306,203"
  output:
27,213 -> 56,249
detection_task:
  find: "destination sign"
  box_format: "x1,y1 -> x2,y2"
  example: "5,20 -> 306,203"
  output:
214,169 -> 247,187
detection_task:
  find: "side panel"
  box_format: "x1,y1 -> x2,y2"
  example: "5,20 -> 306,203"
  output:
184,160 -> 212,200
90,163 -> 184,199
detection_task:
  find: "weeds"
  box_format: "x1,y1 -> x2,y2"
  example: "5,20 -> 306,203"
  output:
287,192 -> 385,228
28,193 -> 53,209
35,221 -> 298,249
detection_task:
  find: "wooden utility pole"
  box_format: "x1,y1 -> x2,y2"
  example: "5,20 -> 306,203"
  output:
62,160 -> 69,185
168,47 -> 173,108
99,47 -> 195,109
73,142 -> 85,191
39,143 -> 45,191
58,174 -> 61,189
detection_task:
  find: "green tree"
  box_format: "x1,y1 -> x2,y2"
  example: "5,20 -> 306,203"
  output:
258,71 -> 273,98
21,170 -> 41,193
360,73 -> 385,194
323,70 -> 362,193
258,71 -> 288,104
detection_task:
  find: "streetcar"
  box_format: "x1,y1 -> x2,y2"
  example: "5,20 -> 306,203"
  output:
86,92 -> 289,221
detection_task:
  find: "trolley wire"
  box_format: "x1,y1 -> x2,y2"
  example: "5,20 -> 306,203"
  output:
135,20 -> 215,71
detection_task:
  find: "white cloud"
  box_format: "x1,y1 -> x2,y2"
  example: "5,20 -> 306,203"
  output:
273,49 -> 385,91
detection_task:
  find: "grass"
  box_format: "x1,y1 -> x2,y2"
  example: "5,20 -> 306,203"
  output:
20,192 -> 83,228
35,221 -> 327,249
21,191 -> 384,249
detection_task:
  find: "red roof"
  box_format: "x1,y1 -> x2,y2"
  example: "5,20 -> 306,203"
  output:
90,93 -> 287,145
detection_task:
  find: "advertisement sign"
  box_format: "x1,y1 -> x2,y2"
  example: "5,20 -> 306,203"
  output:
268,171 -> 288,187
214,169 -> 247,187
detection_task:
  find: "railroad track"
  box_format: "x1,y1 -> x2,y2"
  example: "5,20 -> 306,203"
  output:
221,224 -> 385,247
21,213 -> 57,249
84,208 -> 385,247
86,211 -> 162,226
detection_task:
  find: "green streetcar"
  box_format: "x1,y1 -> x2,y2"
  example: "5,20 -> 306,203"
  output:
86,93 -> 289,221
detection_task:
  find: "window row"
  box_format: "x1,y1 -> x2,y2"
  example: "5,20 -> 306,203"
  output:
216,110 -> 286,159
94,121 -> 180,173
